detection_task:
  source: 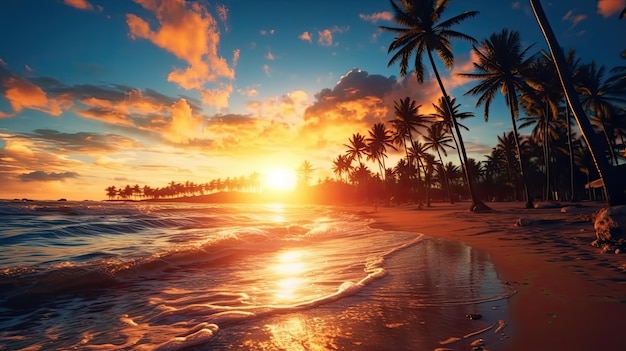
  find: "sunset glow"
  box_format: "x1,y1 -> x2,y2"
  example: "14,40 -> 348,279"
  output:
263,169 -> 297,192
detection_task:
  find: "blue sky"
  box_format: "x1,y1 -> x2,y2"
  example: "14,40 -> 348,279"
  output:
0,0 -> 624,200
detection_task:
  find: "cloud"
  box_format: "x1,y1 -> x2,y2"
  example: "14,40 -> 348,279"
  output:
216,3 -> 228,30
126,0 -> 237,107
299,31 -> 312,43
511,2 -> 521,10
318,29 -> 334,46
200,84 -> 233,112
265,50 -> 275,60
19,171 -> 79,182
1,75 -> 66,116
263,64 -> 271,77
597,0 -> 626,17
303,69 -> 397,138
359,11 -> 393,23
316,26 -> 349,47
237,86 -> 259,97
260,29 -> 275,35
22,129 -> 137,152
562,10 -> 587,28
163,99 -> 203,143
0,63 -> 213,143
63,0 -> 94,11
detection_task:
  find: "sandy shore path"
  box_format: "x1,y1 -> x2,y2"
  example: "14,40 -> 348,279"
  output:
365,201 -> 626,351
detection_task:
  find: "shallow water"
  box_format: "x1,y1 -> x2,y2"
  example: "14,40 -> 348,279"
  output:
0,201 -> 514,350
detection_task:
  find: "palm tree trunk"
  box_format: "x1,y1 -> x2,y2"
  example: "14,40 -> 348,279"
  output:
426,50 -> 490,211
509,109 -> 534,208
436,150 -> 454,204
597,116 -> 619,166
531,0 -> 626,206
544,108 -> 551,201
566,106 -> 578,202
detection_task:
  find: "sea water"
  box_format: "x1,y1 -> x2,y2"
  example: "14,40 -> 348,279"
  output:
0,201 -> 515,350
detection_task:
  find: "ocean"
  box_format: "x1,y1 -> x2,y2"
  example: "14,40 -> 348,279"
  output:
0,201 -> 515,351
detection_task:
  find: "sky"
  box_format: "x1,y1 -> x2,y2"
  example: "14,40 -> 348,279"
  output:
0,0 -> 625,201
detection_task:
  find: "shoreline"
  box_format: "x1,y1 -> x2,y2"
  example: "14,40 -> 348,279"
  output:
363,201 -> 626,351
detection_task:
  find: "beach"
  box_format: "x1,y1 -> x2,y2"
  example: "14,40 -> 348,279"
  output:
2,200 -> 625,350
367,201 -> 626,351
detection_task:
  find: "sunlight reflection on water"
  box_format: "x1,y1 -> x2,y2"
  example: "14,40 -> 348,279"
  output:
269,250 -> 310,302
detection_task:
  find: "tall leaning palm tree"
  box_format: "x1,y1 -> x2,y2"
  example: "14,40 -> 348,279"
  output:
380,0 -> 490,212
459,28 -> 536,209
530,0 -> 626,206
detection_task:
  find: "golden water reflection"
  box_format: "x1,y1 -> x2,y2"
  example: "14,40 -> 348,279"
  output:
269,250 -> 310,302
266,203 -> 286,223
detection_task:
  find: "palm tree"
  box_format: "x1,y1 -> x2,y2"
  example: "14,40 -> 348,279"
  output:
365,123 -> 396,180
496,131 -> 522,201
459,28 -> 536,208
431,95 -> 473,199
408,140 -> 431,204
297,161 -> 315,187
423,123 -> 455,203
380,0 -> 490,212
576,61 -> 624,165
344,133 -> 368,164
105,186 -> 117,200
332,154 -> 353,183
519,54 -> 565,201
389,96 -> 431,167
530,0 -> 626,206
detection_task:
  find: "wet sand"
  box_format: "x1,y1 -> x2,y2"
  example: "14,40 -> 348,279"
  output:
366,201 -> 626,351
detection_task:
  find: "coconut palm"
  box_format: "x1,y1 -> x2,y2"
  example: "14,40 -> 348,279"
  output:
530,0 -> 625,206
389,96 -> 431,167
423,123 -> 455,203
496,132 -> 522,201
297,160 -> 315,187
431,95 -> 473,198
408,140 -> 431,204
576,61 -> 625,165
365,123 -> 397,180
344,133 -> 368,164
519,53 -> 566,201
332,154 -> 353,183
459,28 -> 536,208
380,0 -> 489,211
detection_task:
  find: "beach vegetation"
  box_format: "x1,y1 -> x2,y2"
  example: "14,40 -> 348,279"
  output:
379,0 -> 490,212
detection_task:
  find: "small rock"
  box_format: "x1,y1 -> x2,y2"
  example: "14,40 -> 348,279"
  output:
515,218 -> 538,226
466,313 -> 482,320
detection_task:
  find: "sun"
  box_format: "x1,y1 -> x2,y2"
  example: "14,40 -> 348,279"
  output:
264,168 -> 297,192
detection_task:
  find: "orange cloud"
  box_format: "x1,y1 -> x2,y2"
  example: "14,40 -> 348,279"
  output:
359,11 -> 393,23
3,77 -> 65,116
318,29 -> 334,46
126,0 -> 236,103
63,0 -> 94,11
597,0 -> 626,17
299,31 -> 312,43
201,84 -> 233,111
245,90 -> 310,125
165,99 -> 203,143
